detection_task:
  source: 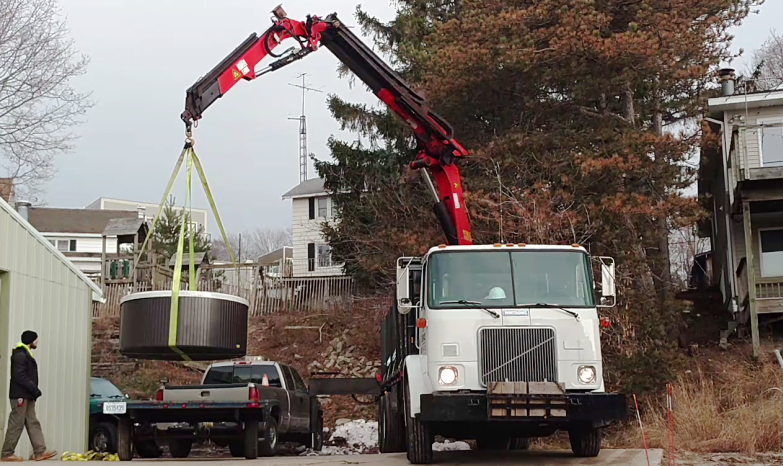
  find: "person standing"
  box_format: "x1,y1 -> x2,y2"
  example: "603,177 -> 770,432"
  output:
1,331 -> 56,462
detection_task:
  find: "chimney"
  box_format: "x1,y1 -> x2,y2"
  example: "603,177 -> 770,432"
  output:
15,200 -> 31,222
0,178 -> 13,203
719,68 -> 736,96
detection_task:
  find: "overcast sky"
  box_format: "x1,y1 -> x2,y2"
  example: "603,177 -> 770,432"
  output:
48,0 -> 781,234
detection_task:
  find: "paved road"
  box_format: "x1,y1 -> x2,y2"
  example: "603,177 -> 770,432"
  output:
132,449 -> 663,465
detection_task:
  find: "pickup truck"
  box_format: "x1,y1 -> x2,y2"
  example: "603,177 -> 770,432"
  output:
114,359 -> 323,461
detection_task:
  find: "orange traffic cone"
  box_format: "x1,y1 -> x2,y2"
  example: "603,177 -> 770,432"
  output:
262,373 -> 269,387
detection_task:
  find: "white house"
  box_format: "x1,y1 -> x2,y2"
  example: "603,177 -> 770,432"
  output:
86,197 -> 209,236
282,178 -> 344,277
26,207 -> 138,277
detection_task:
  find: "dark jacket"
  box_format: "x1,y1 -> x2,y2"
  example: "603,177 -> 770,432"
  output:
9,346 -> 41,400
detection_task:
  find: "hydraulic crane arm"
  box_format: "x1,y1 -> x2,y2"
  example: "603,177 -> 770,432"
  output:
182,5 -> 473,246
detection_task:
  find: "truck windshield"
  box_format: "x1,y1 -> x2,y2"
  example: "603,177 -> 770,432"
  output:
428,250 -> 595,309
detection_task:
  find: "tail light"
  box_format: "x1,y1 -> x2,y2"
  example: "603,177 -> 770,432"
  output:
156,388 -> 164,402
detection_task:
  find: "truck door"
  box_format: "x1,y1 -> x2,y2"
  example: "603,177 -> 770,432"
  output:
279,365 -> 298,431
281,365 -> 308,431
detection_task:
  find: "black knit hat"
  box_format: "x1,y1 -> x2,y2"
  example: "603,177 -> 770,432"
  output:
21,331 -> 38,346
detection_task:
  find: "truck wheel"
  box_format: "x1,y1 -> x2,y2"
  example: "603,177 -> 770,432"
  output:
510,437 -> 531,450
117,417 -> 133,461
380,391 -> 405,453
405,383 -> 433,464
258,418 -> 278,457
244,418 -> 259,460
90,422 -> 118,453
228,442 -> 245,458
569,425 -> 601,457
168,439 -> 192,458
135,441 -> 162,459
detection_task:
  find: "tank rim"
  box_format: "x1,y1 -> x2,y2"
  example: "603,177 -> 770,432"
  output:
119,290 -> 250,307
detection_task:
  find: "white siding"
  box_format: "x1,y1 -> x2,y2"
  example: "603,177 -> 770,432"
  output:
737,106 -> 783,170
733,212 -> 783,281
290,197 -> 344,277
0,200 -> 96,458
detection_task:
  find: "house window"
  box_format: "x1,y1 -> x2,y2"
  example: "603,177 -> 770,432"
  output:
760,229 -> 783,278
760,120 -> 783,167
317,197 -> 328,218
317,244 -> 332,268
307,243 -> 315,272
55,239 -> 76,252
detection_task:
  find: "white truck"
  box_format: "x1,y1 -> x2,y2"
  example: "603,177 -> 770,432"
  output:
378,244 -> 628,463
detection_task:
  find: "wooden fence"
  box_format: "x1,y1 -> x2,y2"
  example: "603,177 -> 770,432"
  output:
93,275 -> 356,318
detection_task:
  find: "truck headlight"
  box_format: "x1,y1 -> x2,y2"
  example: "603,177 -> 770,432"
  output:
578,366 -> 596,384
438,366 -> 458,385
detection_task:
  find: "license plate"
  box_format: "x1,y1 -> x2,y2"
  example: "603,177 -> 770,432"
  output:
103,402 -> 127,415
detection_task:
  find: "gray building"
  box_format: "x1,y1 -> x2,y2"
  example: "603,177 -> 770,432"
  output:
0,198 -> 103,458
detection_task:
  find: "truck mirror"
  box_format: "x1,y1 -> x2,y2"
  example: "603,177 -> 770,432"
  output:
397,263 -> 413,314
598,257 -> 616,308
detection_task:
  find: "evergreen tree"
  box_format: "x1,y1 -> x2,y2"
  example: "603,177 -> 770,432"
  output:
150,195 -> 211,262
317,0 -> 761,391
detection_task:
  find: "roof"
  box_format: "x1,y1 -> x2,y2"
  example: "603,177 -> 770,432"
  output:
103,218 -> 148,236
257,246 -> 293,265
707,88 -> 783,118
0,197 -> 103,299
28,208 -> 137,234
169,251 -> 209,267
88,197 -> 208,213
282,178 -> 327,199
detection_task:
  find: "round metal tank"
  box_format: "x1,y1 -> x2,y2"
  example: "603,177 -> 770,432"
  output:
119,291 -> 249,361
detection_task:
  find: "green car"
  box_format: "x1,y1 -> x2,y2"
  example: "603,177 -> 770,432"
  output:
89,377 -> 129,453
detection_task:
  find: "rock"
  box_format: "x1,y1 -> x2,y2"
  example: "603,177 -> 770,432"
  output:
294,354 -> 302,359
335,419 -> 351,426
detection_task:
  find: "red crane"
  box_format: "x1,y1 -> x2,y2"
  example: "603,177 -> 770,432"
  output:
181,5 -> 472,246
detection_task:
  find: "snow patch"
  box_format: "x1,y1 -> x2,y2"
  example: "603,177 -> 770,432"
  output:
299,419 -> 472,456
433,439 -> 471,451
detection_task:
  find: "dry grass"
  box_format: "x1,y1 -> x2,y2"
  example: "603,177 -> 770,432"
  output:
619,345 -> 783,455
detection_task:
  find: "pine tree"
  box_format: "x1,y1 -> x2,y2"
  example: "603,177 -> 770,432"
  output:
318,0 -> 760,391
150,195 -> 211,262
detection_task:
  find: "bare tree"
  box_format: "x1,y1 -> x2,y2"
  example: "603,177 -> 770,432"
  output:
0,0 -> 93,198
212,227 -> 293,262
748,29 -> 783,90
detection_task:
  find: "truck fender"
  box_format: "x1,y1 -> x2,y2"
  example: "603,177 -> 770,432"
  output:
403,355 -> 433,417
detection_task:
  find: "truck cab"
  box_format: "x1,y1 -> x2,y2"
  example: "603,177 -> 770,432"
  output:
381,244 -> 627,463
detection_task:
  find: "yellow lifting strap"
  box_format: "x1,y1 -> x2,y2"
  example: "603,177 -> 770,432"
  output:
133,135 -> 240,361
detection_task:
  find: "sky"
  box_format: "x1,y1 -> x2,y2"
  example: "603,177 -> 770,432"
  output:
43,0 -> 783,234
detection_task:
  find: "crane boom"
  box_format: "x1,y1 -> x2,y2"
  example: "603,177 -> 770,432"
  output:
181,5 -> 473,246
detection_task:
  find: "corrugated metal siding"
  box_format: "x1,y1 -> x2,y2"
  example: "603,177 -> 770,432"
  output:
0,204 -> 92,458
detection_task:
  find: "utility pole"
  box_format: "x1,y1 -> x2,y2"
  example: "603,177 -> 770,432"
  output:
288,73 -> 324,183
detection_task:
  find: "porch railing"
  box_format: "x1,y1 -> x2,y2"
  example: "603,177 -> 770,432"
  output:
757,281 -> 783,300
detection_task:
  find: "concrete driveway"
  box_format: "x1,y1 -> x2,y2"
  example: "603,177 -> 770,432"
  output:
133,449 -> 663,465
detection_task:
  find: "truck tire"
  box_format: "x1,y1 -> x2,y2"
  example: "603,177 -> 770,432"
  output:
258,417 -> 278,457
244,418 -> 259,460
135,441 -> 162,459
405,383 -> 433,464
168,439 -> 192,458
510,437 -> 531,450
90,422 -> 118,453
117,417 -> 133,461
228,442 -> 244,457
569,425 -> 601,457
380,391 -> 405,453
312,412 -> 324,451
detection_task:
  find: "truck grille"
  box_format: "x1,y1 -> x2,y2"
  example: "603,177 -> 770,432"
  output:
479,328 -> 558,385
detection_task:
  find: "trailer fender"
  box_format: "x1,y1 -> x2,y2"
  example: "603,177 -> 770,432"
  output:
403,355 -> 433,417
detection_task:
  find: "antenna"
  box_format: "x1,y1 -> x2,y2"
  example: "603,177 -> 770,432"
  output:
288,73 -> 324,183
